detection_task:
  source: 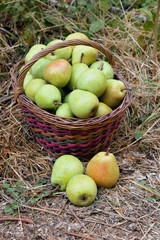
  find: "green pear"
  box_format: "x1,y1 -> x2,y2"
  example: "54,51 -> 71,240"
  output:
69,89 -> 99,118
25,44 -> 46,63
101,79 -> 126,108
67,63 -> 89,90
43,59 -> 72,88
72,45 -> 98,66
90,61 -> 114,80
45,39 -> 72,61
24,78 -> 46,102
31,58 -> 51,79
65,32 -> 89,49
51,155 -> 84,191
66,174 -> 97,206
25,50 -> 39,64
86,152 -> 119,188
35,84 -> 61,109
63,92 -> 71,103
23,71 -> 33,89
65,32 -> 89,41
56,103 -> 74,118
95,102 -> 112,117
29,44 -> 46,52
77,69 -> 106,97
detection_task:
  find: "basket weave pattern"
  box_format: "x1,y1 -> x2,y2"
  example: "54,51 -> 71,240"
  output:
11,39 -> 131,161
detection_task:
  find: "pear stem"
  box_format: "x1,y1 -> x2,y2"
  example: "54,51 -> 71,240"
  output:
54,101 -> 62,106
99,62 -> 104,71
105,149 -> 109,156
80,52 -> 84,63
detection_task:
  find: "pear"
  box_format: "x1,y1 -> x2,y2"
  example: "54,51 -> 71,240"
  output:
31,58 -> 51,79
72,45 -> 98,66
86,152 -> 120,188
65,32 -> 89,49
77,69 -> 106,97
25,50 -> 39,64
67,63 -> 89,90
95,102 -> 112,117
45,39 -> 72,61
25,44 -> 46,63
90,61 -> 114,80
23,71 -> 33,89
35,84 -> 61,109
101,79 -> 126,108
43,59 -> 72,88
51,155 -> 84,191
29,44 -> 46,52
65,32 -> 89,41
56,103 -> 74,118
24,78 -> 46,102
69,89 -> 99,118
66,174 -> 97,206
63,92 -> 71,103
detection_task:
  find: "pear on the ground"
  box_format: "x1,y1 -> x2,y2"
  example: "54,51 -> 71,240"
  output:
31,58 -> 51,79
45,39 -> 72,61
35,84 -> 61,109
101,79 -> 126,108
95,102 -> 112,117
67,63 -> 89,90
90,61 -> 114,80
43,59 -> 72,88
66,174 -> 97,206
72,45 -> 98,66
56,103 -> 74,118
86,152 -> 120,188
25,78 -> 46,102
23,71 -> 33,89
51,155 -> 84,191
77,69 -> 106,97
69,89 -> 99,118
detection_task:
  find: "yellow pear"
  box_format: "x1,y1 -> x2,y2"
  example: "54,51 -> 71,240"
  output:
86,152 -> 119,188
95,102 -> 112,116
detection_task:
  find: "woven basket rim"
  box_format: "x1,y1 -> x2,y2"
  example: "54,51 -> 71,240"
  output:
10,39 -> 132,129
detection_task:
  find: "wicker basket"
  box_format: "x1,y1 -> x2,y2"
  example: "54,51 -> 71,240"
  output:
11,39 -> 131,161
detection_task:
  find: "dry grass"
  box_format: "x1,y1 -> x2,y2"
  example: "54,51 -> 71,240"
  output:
0,2 -> 160,239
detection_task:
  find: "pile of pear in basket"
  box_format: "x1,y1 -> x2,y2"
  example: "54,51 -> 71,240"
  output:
11,32 -> 131,161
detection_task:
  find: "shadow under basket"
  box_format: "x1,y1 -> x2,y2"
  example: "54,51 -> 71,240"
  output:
10,39 -> 132,161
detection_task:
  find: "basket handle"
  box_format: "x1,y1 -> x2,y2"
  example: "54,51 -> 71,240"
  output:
15,39 -> 116,100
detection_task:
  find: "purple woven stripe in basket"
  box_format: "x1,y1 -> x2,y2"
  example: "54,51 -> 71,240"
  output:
21,105 -> 123,157
37,117 -> 122,152
38,135 -> 115,155
22,105 -> 114,136
26,117 -> 112,136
